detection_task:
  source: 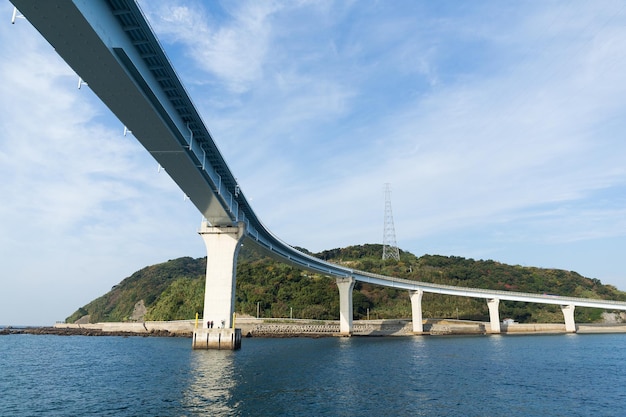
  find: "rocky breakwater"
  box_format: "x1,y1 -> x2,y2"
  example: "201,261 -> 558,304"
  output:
1,326 -> 187,337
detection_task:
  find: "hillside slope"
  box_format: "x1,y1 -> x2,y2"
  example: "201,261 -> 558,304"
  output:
66,244 -> 626,324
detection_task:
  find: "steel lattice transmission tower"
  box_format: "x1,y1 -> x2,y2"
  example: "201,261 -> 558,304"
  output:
382,183 -> 400,261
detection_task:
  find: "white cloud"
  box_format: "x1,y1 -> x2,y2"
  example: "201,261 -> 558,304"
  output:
3,1 -> 626,325
140,0 -> 280,93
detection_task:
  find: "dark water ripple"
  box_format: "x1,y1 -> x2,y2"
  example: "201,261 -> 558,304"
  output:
1,333 -> 626,416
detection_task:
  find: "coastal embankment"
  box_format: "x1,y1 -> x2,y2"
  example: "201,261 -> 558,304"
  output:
3,318 -> 626,337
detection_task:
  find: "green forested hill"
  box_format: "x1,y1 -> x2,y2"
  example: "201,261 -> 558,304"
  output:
66,244 -> 626,324
66,257 -> 206,323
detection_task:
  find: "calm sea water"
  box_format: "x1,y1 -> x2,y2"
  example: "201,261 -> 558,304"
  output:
1,332 -> 625,416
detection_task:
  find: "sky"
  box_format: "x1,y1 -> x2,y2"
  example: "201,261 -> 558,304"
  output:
2,1 -> 626,326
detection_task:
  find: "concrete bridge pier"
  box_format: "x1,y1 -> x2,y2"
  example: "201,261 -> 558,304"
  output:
336,276 -> 356,335
193,221 -> 245,350
561,304 -> 576,332
193,328 -> 242,350
409,289 -> 424,334
487,298 -> 501,333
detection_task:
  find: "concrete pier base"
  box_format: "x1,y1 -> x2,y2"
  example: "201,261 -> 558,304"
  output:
192,328 -> 242,350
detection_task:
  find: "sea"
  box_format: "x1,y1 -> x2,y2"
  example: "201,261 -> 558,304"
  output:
1,331 -> 625,416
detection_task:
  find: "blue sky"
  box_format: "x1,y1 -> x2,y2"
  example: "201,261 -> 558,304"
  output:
2,0 -> 626,325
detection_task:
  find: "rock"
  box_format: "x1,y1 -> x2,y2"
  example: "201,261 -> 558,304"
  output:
130,300 -> 147,322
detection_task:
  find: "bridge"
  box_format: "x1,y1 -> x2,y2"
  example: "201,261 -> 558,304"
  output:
11,0 -> 626,348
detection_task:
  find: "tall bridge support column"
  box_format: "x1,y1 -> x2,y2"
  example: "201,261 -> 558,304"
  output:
409,289 -> 424,334
193,221 -> 245,350
561,305 -> 577,333
199,221 -> 245,328
336,277 -> 356,336
487,298 -> 501,334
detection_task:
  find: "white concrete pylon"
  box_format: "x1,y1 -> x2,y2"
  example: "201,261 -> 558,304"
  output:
336,276 -> 356,335
199,221 -> 245,329
487,298 -> 501,333
409,289 -> 424,333
561,304 -> 576,333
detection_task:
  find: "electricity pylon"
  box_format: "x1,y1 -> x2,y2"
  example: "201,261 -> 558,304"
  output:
382,183 -> 400,261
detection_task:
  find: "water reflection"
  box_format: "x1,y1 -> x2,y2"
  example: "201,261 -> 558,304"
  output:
183,350 -> 239,416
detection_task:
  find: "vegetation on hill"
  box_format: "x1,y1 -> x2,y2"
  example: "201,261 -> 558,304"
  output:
66,244 -> 626,324
65,257 -> 206,323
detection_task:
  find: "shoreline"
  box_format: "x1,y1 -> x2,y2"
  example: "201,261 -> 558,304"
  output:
0,326 -> 185,337
3,318 -> 626,338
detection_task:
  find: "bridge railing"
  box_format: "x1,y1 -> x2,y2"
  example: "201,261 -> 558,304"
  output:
352,269 -> 626,308
235,209 -> 626,310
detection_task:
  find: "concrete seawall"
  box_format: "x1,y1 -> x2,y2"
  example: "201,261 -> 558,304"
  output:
53,320 -> 197,335
52,318 -> 421,336
239,318 -> 413,337
50,318 -> 626,337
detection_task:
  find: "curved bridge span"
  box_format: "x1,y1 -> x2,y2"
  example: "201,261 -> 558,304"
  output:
11,0 -> 626,342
